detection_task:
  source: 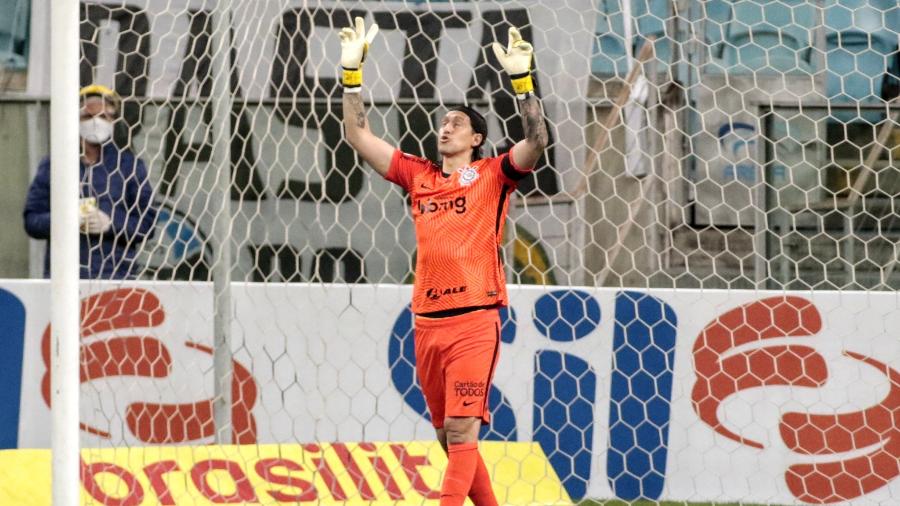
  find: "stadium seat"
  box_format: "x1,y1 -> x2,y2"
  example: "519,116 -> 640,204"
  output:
0,0 -> 29,70
711,0 -> 816,74
593,0 -> 670,76
632,0 -> 672,66
592,0 -> 629,77
888,1 -> 900,37
704,0 -> 733,48
824,0 -> 896,103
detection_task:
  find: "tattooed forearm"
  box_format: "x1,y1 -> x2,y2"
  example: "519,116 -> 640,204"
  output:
520,96 -> 549,149
343,93 -> 367,130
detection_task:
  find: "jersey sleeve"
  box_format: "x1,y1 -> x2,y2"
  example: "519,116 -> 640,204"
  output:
385,149 -> 428,192
497,151 -> 534,187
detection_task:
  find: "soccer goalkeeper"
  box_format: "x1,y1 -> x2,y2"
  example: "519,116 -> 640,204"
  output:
339,17 -> 548,506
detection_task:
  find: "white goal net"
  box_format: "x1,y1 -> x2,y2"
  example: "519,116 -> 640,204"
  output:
4,0 -> 900,504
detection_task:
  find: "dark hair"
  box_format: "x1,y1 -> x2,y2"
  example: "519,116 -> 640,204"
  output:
449,105 -> 487,160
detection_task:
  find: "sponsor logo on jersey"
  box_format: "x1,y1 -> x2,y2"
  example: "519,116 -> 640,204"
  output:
416,195 -> 466,215
458,165 -> 479,186
425,285 -> 467,300
455,380 -> 486,397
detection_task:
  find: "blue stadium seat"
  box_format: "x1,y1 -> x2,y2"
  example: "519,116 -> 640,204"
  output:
888,1 -> 900,37
824,0 -> 895,103
632,0 -> 672,66
0,0 -> 29,70
711,0 -> 816,74
703,0 -> 733,53
593,0 -> 670,76
592,0 -> 629,77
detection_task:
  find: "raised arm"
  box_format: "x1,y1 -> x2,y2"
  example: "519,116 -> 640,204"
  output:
492,27 -> 549,169
340,17 -> 394,177
342,92 -> 394,177
511,95 -> 549,170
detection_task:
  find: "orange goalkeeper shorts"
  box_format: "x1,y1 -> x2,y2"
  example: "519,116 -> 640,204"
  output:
414,308 -> 501,429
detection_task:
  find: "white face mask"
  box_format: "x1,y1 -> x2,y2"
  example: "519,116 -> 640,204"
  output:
79,117 -> 113,145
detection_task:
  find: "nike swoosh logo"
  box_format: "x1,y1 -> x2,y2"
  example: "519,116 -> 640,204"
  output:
463,400 -> 477,407
420,183 -> 432,190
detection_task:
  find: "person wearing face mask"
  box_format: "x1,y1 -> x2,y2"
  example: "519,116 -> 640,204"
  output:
23,84 -> 158,279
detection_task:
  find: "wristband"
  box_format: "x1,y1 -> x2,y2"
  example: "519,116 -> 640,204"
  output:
509,71 -> 534,95
342,67 -> 362,91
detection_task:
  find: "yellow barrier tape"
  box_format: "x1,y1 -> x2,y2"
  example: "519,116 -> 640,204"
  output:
0,441 -> 570,505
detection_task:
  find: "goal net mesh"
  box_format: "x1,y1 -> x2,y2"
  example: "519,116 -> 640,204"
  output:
24,0 -> 900,504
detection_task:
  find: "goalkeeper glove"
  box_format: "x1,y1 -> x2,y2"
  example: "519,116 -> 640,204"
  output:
339,16 -> 379,93
491,27 -> 535,98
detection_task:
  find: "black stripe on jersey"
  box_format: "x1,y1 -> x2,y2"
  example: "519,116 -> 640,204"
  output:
495,184 -> 510,235
501,154 -> 530,181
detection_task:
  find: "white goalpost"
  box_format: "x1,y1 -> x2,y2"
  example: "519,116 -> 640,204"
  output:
17,0 -> 900,504
49,0 -> 81,504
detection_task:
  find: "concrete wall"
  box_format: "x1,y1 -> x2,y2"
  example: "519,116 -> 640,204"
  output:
0,102 -> 35,278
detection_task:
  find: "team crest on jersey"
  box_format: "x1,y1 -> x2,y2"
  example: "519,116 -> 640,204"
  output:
458,165 -> 479,187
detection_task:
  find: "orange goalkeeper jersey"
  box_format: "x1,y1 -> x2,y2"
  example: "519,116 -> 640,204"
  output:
386,149 -> 533,314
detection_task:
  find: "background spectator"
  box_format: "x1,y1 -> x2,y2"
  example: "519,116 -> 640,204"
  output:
23,84 -> 157,279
